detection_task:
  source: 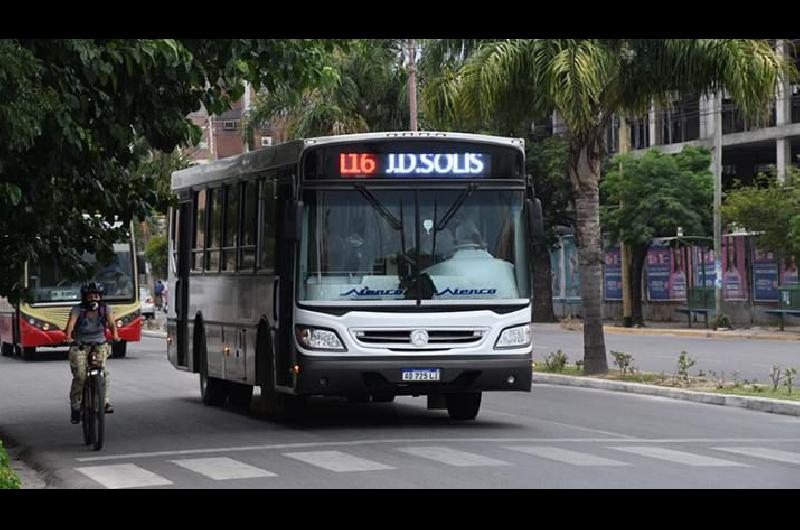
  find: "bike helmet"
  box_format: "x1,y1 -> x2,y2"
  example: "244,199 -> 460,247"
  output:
80,281 -> 105,300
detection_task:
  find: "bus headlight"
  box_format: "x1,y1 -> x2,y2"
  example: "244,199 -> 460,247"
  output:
295,326 -> 346,351
494,324 -> 532,349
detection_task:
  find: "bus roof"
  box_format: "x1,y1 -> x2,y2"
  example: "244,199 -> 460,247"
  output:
171,131 -> 525,191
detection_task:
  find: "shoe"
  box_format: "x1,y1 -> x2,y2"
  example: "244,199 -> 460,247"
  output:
104,403 -> 114,414
71,410 -> 80,424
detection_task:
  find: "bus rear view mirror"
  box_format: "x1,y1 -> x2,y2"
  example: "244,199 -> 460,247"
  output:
527,198 -> 545,244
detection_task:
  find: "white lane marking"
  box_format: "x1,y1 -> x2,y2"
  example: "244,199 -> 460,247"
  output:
170,457 -> 277,480
610,447 -> 750,467
507,446 -> 630,466
713,447 -> 800,465
75,438 -> 800,462
398,447 -> 511,467
282,451 -> 395,472
75,464 -> 173,489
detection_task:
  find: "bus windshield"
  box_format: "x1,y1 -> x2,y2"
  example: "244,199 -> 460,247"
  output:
298,187 -> 530,305
27,243 -> 136,303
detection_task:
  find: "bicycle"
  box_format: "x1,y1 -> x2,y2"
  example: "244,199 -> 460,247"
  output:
73,341 -> 107,451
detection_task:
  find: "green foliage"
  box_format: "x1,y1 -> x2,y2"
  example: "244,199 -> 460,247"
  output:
611,351 -> 634,376
785,367 -> 797,395
0,39 -> 333,302
602,146 -> 713,246
0,441 -> 21,489
526,131 -> 574,240
722,166 -> 800,260
245,40 -> 409,140
710,313 -> 733,330
769,365 -> 783,392
543,350 -> 569,372
144,235 -> 168,280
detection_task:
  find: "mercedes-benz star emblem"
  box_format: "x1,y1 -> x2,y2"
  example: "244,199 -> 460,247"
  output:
410,329 -> 429,347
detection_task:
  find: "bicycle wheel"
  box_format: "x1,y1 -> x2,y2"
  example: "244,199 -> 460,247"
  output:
81,382 -> 94,446
91,376 -> 105,451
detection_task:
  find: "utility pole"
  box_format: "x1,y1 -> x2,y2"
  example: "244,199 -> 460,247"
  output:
408,39 -> 418,132
713,94 -> 724,320
618,117 -> 633,327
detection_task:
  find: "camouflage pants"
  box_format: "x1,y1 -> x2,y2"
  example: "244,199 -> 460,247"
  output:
69,343 -> 110,411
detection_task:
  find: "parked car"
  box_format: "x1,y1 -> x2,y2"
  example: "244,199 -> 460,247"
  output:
140,287 -> 155,320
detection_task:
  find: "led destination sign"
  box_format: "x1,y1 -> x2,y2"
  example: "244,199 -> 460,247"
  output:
339,153 -> 491,178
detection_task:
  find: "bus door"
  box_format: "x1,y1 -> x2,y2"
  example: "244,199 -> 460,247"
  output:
174,200 -> 192,368
275,178 -> 296,387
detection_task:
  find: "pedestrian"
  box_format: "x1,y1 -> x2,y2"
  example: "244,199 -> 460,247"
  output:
154,279 -> 165,311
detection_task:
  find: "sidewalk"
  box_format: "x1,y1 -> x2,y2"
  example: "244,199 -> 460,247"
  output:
534,321 -> 800,341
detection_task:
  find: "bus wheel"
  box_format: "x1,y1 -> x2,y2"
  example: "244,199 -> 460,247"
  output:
228,382 -> 253,411
445,392 -> 482,420
22,347 -> 36,361
200,373 -> 228,406
111,341 -> 127,358
1,342 -> 13,357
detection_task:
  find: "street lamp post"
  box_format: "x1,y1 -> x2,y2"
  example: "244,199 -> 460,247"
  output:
713,94 -> 724,320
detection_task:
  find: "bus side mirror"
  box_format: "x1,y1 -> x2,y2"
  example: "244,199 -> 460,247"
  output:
282,201 -> 304,242
527,198 -> 545,244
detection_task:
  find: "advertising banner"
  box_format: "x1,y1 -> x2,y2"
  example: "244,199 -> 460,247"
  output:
604,246 -> 623,301
722,236 -> 748,301
551,245 -> 563,300
563,236 -> 581,300
646,244 -> 686,301
753,247 -> 779,301
781,255 -> 799,286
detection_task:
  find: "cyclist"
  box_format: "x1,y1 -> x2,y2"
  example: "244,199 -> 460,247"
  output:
64,282 -> 120,424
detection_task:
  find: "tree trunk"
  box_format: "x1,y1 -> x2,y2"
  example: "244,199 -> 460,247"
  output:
568,133 -> 608,375
629,243 -> 649,327
531,244 -> 556,322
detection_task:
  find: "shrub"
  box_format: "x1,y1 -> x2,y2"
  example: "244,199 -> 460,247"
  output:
544,350 -> 569,373
0,441 -> 21,489
677,351 -> 696,384
611,351 -> 634,376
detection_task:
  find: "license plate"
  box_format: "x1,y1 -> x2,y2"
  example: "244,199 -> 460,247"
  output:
401,368 -> 440,382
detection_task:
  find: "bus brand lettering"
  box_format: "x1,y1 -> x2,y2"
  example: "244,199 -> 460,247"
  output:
340,153 -> 377,176
386,153 -> 485,175
341,287 -> 405,297
436,288 -> 497,296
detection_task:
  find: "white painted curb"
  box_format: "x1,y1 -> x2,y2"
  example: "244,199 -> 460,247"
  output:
533,372 -> 800,417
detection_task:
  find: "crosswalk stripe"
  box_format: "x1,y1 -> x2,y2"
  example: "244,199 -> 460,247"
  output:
170,457 -> 277,480
713,447 -> 800,465
282,451 -> 395,472
75,464 -> 173,489
610,447 -> 749,467
398,447 -> 511,467
507,446 -> 630,466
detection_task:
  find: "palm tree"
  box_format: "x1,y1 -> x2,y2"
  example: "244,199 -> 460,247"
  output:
424,39 -> 795,374
244,40 -> 409,139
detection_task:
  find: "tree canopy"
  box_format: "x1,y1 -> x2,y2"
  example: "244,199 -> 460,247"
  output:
0,39 -> 333,302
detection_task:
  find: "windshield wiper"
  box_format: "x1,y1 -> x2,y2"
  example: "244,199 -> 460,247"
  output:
435,182 -> 478,232
354,185 -> 403,231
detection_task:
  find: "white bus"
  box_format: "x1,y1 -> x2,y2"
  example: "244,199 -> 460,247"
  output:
166,132 -> 543,420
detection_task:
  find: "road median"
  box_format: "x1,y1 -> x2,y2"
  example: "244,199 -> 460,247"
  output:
533,372 -> 800,417
602,325 -> 800,342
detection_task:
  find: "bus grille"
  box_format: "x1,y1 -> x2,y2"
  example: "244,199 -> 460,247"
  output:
350,329 -> 487,350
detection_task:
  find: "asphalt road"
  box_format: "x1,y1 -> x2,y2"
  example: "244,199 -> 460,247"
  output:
532,325 -> 800,384
1,336 -> 798,489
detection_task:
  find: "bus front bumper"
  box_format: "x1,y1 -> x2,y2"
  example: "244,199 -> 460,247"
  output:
292,353 -> 532,396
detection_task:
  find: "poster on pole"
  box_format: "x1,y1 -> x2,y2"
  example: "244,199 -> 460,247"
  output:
646,243 -> 686,301
692,246 -> 716,288
753,247 -> 779,301
781,255 -> 799,285
563,236 -> 581,300
722,236 -> 748,301
550,244 -> 563,300
604,246 -> 622,301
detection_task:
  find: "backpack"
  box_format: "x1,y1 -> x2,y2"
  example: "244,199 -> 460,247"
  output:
155,282 -> 164,295
76,302 -> 109,330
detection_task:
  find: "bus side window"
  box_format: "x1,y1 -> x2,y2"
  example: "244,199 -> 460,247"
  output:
192,189 -> 206,272
222,182 -> 239,271
206,187 -> 222,272
259,178 -> 277,271
240,180 -> 258,270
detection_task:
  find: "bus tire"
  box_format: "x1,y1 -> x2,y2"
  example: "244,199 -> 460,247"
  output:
196,320 -> 227,406
1,342 -> 13,357
22,347 -> 35,361
228,382 -> 253,411
111,341 -> 127,358
256,322 -> 305,422
445,392 -> 482,420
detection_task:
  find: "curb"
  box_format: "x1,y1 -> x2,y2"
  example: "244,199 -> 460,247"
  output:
602,325 -> 800,342
533,372 -> 800,417
141,330 -> 166,339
